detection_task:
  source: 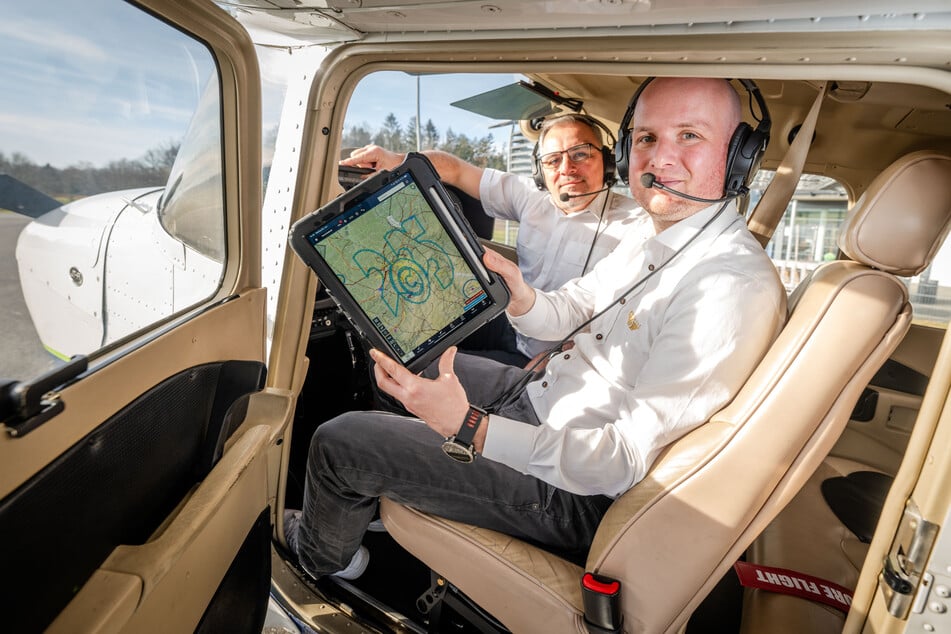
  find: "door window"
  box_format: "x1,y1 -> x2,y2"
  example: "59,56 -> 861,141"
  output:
0,0 -> 223,380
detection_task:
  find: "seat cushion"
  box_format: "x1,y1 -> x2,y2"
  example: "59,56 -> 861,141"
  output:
380,498 -> 588,634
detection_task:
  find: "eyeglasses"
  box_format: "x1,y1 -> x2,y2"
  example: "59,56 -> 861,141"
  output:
538,143 -> 597,171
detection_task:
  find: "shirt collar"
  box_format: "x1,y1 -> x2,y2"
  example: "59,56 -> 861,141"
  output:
653,200 -> 741,251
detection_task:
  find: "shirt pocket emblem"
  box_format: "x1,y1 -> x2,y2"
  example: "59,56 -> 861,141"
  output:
627,310 -> 640,331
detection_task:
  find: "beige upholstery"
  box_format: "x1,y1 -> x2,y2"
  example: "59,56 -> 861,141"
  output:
737,150 -> 951,632
837,151 -> 951,277
382,151 -> 951,634
738,457 -> 885,633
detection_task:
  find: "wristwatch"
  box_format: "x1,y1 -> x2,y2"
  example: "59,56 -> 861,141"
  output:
441,405 -> 486,463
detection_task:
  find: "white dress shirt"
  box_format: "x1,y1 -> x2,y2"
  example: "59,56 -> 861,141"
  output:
482,201 -> 787,497
479,168 -> 643,358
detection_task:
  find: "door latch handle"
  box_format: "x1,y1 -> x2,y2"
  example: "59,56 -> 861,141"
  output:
2,355 -> 87,437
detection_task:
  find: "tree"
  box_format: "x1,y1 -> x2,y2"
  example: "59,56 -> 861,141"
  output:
0,139 -> 180,200
342,123 -> 373,149
143,140 -> 180,172
422,119 -> 439,150
342,115 -> 505,169
402,116 -> 419,151
378,113 -> 403,151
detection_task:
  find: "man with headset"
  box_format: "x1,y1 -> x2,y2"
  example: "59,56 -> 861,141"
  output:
286,77 -> 786,581
340,113 -> 643,367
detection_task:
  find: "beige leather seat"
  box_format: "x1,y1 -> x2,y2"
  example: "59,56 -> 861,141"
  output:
381,150 -> 951,633
739,151 -> 951,633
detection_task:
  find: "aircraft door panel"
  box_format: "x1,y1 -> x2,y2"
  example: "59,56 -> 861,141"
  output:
831,323 -> 941,474
0,0 -> 270,631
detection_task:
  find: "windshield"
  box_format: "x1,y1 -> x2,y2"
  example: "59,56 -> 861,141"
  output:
157,74 -> 225,261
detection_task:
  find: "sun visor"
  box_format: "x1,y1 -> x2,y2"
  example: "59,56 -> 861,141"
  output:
450,82 -> 561,121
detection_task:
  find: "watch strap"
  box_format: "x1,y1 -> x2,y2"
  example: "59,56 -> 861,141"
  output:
455,404 -> 486,446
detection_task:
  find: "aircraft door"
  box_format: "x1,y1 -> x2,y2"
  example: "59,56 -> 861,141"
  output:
0,1 -> 272,632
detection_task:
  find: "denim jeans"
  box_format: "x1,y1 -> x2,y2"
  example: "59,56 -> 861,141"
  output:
296,352 -> 614,576
457,312 -> 531,367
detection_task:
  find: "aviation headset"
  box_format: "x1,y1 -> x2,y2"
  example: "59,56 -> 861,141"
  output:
614,77 -> 771,196
530,113 -> 618,191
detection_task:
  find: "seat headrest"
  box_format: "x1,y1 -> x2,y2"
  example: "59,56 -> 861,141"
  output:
837,151 -> 951,276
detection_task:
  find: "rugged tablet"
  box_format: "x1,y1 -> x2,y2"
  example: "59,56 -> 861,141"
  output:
289,153 -> 510,373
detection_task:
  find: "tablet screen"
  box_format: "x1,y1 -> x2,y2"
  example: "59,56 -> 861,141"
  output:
296,163 -> 505,370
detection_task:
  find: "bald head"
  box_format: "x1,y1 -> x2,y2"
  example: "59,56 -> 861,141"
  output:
628,77 -> 745,230
635,77 -> 742,136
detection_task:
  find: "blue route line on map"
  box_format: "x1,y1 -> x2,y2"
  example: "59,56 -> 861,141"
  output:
350,214 -> 455,317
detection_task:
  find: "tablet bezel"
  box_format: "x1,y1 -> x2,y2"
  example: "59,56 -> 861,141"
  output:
288,153 -> 510,373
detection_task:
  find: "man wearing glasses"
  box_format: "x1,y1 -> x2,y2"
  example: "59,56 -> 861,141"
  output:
341,114 -> 643,366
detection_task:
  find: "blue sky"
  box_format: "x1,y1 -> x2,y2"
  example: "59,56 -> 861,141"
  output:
343,72 -> 524,149
0,1 -> 521,168
0,0 -> 212,168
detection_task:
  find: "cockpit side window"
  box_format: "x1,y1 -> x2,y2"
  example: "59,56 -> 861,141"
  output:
0,0 -> 224,380
754,170 -> 951,326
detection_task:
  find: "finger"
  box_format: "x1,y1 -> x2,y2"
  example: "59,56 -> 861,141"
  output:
340,156 -> 376,169
483,249 -> 516,277
438,346 -> 457,379
371,348 -> 419,386
340,145 -> 377,167
372,357 -> 405,400
370,348 -> 401,375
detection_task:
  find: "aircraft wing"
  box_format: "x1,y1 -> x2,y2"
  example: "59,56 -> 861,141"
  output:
0,175 -> 61,218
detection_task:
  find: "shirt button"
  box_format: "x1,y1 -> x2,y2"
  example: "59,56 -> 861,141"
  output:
563,353 -> 570,359
542,381 -> 548,388
596,333 -> 603,340
619,298 -> 626,304
648,264 -> 655,271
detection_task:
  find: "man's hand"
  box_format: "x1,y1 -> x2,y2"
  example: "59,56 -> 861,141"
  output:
483,247 -> 536,317
371,347 -> 470,439
340,144 -> 405,171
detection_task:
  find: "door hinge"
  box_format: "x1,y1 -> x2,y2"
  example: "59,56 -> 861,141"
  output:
880,498 -> 940,619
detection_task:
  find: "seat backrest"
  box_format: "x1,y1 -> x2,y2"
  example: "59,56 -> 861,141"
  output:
586,150 -> 951,633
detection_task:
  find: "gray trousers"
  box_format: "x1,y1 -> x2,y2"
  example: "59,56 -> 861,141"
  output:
296,352 -> 614,576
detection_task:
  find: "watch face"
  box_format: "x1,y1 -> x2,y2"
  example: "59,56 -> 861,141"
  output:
441,439 -> 475,463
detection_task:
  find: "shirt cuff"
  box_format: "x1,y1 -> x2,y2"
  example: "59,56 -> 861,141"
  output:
508,293 -> 553,337
481,413 -> 537,472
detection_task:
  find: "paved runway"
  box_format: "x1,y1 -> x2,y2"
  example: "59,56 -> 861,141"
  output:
0,212 -> 62,380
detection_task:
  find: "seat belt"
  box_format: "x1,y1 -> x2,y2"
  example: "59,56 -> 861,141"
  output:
581,572 -> 623,633
747,81 -> 828,247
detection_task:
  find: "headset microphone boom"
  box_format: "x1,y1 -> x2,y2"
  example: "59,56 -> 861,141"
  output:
639,173 -> 737,205
559,184 -> 611,202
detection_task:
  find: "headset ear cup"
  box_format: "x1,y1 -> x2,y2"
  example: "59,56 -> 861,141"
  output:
741,127 -> 769,188
531,142 -> 546,190
615,133 -> 631,186
602,147 -> 617,187
724,122 -> 753,195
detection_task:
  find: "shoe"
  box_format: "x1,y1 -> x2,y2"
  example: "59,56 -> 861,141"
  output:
282,509 -> 369,581
283,509 -> 303,557
333,545 -> 370,580
367,518 -> 387,533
